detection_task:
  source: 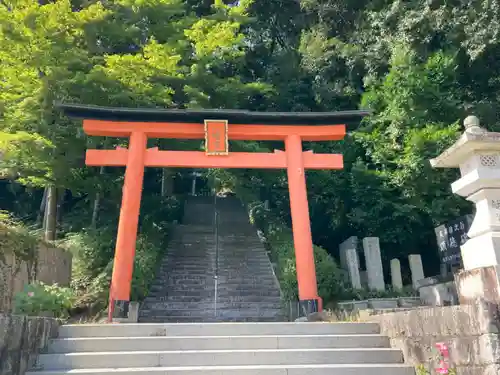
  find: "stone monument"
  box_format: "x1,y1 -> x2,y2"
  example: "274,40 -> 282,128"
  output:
408,254 -> 425,289
430,115 -> 500,303
339,236 -> 362,289
362,237 -> 385,291
390,258 -> 403,290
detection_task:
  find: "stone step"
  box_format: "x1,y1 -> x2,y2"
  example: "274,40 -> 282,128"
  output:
143,296 -> 281,304
142,302 -> 282,310
139,316 -> 283,323
159,264 -> 272,269
139,309 -> 282,318
58,323 -> 380,338
139,308 -> 282,316
47,334 -> 391,353
155,290 -> 281,298
154,268 -> 216,274
34,348 -> 403,370
150,282 -> 279,288
26,364 -> 414,375
145,295 -> 282,303
148,290 -> 280,302
152,276 -> 277,282
155,270 -> 275,277
150,282 -> 280,290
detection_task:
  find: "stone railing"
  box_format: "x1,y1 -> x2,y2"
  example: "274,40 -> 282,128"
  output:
0,314 -> 60,375
0,243 -> 72,313
364,301 -> 500,375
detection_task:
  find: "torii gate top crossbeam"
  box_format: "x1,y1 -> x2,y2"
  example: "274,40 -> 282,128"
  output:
58,103 -> 370,126
57,103 -> 370,141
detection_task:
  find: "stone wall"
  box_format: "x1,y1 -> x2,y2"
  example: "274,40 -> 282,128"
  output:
0,314 -> 60,375
0,244 -> 72,312
366,302 -> 500,375
417,277 -> 458,306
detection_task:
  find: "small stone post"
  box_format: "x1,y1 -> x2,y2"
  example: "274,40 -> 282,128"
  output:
339,236 -> 362,289
408,254 -> 425,289
430,115 -> 500,303
362,237 -> 385,291
390,258 -> 403,290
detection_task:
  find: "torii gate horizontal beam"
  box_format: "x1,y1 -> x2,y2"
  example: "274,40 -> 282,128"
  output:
86,148 -> 344,169
83,120 -> 346,141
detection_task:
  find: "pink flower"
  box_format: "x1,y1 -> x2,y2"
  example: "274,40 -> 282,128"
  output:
27,292 -> 34,297
435,343 -> 448,351
435,343 -> 450,357
436,367 -> 449,374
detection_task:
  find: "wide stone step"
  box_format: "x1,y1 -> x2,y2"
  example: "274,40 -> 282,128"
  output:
149,284 -> 280,290
144,296 -> 214,303
142,301 -> 282,310
57,323 -> 381,338
35,348 -> 403,370
152,278 -> 277,285
216,262 -> 273,267
159,290 -> 281,298
47,334 -> 391,353
144,295 -> 281,303
150,284 -> 280,292
168,239 -> 216,243
155,268 -> 215,274
139,316 -> 283,323
150,295 -> 282,303
157,267 -> 214,271
140,309 -> 282,318
167,247 -> 215,252
26,364 -> 415,375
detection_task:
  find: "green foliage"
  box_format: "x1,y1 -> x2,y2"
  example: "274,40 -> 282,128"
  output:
0,211 -> 39,262
13,282 -> 75,318
248,201 -> 349,304
62,228 -> 117,294
130,227 -> 166,301
60,195 -> 181,312
339,286 -> 417,301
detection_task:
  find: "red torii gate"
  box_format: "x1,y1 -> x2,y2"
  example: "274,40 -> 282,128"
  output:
59,104 -> 368,321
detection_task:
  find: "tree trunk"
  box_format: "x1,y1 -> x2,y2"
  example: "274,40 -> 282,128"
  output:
56,188 -> 66,227
161,169 -> 174,196
37,187 -> 48,227
44,185 -> 57,241
91,166 -> 106,228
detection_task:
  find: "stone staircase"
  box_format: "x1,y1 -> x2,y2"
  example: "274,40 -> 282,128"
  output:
139,195 -> 283,322
27,322 -> 415,375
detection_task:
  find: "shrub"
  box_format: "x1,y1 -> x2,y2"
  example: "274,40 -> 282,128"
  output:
248,200 -> 349,304
59,195 -> 177,315
14,282 -> 75,318
0,210 -> 38,263
338,285 -> 418,301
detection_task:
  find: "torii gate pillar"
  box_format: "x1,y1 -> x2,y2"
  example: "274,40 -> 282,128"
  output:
286,135 -> 319,311
109,132 -> 147,316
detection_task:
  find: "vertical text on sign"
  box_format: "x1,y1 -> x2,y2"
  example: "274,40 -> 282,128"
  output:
204,120 -> 229,155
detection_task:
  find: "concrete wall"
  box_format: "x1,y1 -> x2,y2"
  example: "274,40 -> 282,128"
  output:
0,244 -> 72,312
366,302 -> 500,375
0,314 -> 60,375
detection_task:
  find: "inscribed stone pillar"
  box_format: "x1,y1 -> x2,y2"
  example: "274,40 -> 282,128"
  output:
362,237 -> 385,291
408,254 -> 425,289
339,236 -> 362,289
430,116 -> 500,303
390,258 -> 403,290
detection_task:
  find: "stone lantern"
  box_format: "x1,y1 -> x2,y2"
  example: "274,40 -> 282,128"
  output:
430,115 -> 500,303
